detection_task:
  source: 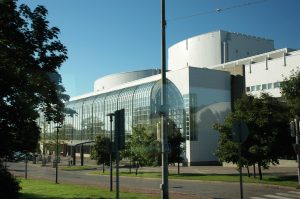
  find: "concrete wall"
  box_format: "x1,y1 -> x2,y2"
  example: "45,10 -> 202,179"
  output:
168,30 -> 274,71
245,50 -> 300,97
168,31 -> 222,70
221,31 -> 274,63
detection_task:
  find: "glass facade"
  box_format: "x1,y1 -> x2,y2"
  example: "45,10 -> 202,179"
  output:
40,79 -> 184,145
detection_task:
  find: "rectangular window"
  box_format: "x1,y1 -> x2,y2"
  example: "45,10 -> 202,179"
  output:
262,84 -> 267,90
246,87 -> 250,92
274,82 -> 281,88
251,86 -> 256,91
256,85 -> 261,91
267,83 -> 272,89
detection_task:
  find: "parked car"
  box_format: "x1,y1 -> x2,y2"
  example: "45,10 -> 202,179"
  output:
6,152 -> 35,162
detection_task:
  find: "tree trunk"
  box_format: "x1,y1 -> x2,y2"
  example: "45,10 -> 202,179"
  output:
129,158 -> 132,174
135,161 -> 139,175
253,163 -> 256,178
177,161 -> 180,175
246,165 -> 250,177
102,163 -> 105,173
258,162 -> 262,180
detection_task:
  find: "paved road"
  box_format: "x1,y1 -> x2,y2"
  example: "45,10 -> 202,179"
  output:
6,161 -> 298,199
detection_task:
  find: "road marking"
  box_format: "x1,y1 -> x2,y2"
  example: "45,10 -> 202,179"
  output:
288,191 -> 300,195
276,193 -> 300,198
249,197 -> 267,199
263,195 -> 293,199
250,191 -> 300,199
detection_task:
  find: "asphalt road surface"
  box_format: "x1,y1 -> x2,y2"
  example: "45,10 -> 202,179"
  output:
6,161 -> 299,199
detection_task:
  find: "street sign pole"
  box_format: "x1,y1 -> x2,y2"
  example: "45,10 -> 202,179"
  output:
295,117 -> 300,185
290,117 -> 300,185
232,122 -> 249,199
238,135 -> 243,199
114,109 -> 125,199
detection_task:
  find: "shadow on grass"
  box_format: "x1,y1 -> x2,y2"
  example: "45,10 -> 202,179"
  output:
19,193 -> 110,199
170,173 -> 240,177
267,175 -> 298,182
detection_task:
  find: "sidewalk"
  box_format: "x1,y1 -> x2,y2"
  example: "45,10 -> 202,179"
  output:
55,156 -> 298,177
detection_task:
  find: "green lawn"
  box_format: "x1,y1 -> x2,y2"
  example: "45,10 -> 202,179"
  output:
19,178 -> 158,199
89,170 -> 299,188
60,165 -> 97,171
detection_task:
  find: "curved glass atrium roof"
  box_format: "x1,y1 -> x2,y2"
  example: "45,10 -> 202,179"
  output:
40,80 -> 184,143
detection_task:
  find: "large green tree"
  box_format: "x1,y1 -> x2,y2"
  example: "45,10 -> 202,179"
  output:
214,94 -> 293,179
281,69 -> 300,117
90,134 -> 111,173
129,125 -> 160,169
128,121 -> 185,174
0,0 -> 68,157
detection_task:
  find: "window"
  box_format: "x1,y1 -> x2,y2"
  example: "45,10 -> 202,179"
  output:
246,87 -> 250,92
256,85 -> 261,91
262,84 -> 267,90
267,83 -> 272,89
251,86 -> 256,91
274,82 -> 281,88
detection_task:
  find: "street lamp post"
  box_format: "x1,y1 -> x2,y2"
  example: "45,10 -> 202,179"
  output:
71,114 -> 77,166
107,113 -> 114,192
55,124 -> 61,184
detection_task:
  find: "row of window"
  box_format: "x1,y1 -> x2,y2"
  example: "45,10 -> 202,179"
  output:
39,80 -> 184,141
246,81 -> 281,92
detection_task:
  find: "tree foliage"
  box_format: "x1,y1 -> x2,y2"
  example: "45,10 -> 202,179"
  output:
128,120 -> 185,169
0,164 -> 21,198
0,0 -> 68,157
129,125 -> 160,167
167,120 -> 185,167
281,69 -> 300,117
214,94 -> 293,179
91,134 -> 111,167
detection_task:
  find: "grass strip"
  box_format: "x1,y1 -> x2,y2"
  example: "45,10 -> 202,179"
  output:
19,178 -> 158,199
60,165 -> 97,171
88,170 -> 298,188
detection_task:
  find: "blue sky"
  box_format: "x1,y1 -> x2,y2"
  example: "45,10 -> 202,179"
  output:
18,0 -> 300,97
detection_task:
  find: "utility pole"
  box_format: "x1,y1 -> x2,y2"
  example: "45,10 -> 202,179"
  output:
161,0 -> 168,198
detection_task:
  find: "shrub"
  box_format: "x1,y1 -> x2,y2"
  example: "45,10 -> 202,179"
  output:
0,165 -> 21,199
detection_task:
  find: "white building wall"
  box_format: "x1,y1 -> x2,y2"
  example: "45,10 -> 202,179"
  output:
167,67 -> 189,95
168,31 -> 222,70
167,67 -> 231,165
168,30 -> 274,71
188,68 -> 231,165
221,31 -> 274,62
246,50 -> 300,97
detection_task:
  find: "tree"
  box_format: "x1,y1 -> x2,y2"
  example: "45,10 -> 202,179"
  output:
129,125 -> 160,174
281,69 -> 300,117
168,130 -> 185,174
214,94 -> 293,180
167,120 -> 185,174
0,0 -> 68,158
128,121 -> 185,175
91,134 -> 111,173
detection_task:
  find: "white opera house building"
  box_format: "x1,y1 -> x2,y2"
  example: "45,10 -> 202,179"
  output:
39,30 -> 300,166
